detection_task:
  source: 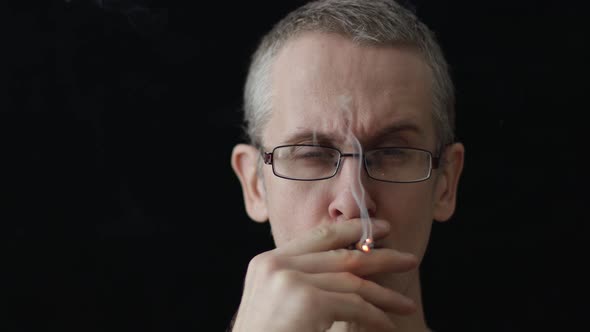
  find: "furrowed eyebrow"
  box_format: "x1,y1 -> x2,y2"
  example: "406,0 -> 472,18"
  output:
369,121 -> 422,143
280,121 -> 423,147
281,131 -> 337,145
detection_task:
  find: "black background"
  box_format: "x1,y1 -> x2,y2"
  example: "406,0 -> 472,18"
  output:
3,1 -> 587,331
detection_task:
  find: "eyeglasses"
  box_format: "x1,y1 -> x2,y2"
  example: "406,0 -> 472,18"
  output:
262,144 -> 440,183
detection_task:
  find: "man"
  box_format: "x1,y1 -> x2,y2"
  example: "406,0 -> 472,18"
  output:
230,0 -> 464,331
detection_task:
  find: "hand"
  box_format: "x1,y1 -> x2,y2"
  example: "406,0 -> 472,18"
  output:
230,219 -> 419,332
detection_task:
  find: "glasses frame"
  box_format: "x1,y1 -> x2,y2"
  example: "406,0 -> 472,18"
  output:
262,144 -> 441,183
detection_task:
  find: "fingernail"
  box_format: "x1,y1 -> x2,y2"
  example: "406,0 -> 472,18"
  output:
403,296 -> 416,308
403,298 -> 417,313
402,252 -> 418,261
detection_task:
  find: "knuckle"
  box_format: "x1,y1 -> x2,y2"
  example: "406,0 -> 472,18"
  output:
348,293 -> 365,307
272,270 -> 298,289
339,271 -> 364,292
350,274 -> 366,292
340,271 -> 356,281
343,250 -> 363,269
247,251 -> 282,276
311,224 -> 336,242
332,248 -> 363,270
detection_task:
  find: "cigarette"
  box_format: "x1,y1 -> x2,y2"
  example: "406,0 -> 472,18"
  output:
356,238 -> 374,252
347,238 -> 374,252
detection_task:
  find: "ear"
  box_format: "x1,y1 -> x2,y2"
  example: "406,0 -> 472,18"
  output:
231,144 -> 269,223
433,142 -> 465,222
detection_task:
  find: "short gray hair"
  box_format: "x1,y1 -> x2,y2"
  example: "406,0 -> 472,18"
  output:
242,0 -> 455,152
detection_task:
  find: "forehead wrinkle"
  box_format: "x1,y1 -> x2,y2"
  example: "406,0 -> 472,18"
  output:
279,96 -> 426,144
267,32 -> 435,149
281,116 -> 423,149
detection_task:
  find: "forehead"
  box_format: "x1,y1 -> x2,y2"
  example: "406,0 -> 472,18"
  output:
265,32 -> 435,147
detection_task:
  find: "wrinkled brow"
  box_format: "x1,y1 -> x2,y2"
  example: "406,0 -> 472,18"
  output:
282,121 -> 423,146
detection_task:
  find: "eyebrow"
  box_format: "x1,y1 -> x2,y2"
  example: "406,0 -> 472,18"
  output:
368,121 -> 423,145
282,120 -> 423,146
282,130 -> 335,145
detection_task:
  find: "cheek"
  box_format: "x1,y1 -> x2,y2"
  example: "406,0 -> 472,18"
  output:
375,185 -> 435,257
265,181 -> 329,246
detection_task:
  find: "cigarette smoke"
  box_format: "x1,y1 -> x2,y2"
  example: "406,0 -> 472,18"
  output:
337,95 -> 373,249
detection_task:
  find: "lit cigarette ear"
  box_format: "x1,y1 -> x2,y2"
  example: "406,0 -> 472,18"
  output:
231,144 -> 269,223
433,142 -> 465,222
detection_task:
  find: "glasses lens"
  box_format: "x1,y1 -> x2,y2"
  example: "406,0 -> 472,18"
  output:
273,145 -> 340,180
365,148 -> 432,182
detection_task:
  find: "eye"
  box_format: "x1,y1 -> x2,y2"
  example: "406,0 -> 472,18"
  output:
372,148 -> 408,158
365,148 -> 412,167
291,146 -> 337,160
381,148 -> 408,158
296,150 -> 325,159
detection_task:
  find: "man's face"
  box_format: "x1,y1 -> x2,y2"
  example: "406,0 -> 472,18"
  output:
256,31 -> 447,261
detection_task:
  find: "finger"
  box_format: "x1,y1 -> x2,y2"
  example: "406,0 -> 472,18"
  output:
317,290 -> 397,331
288,247 -> 418,276
303,272 -> 417,315
277,218 -> 390,256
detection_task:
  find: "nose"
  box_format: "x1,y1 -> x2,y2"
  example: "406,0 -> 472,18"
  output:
328,157 -> 377,221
